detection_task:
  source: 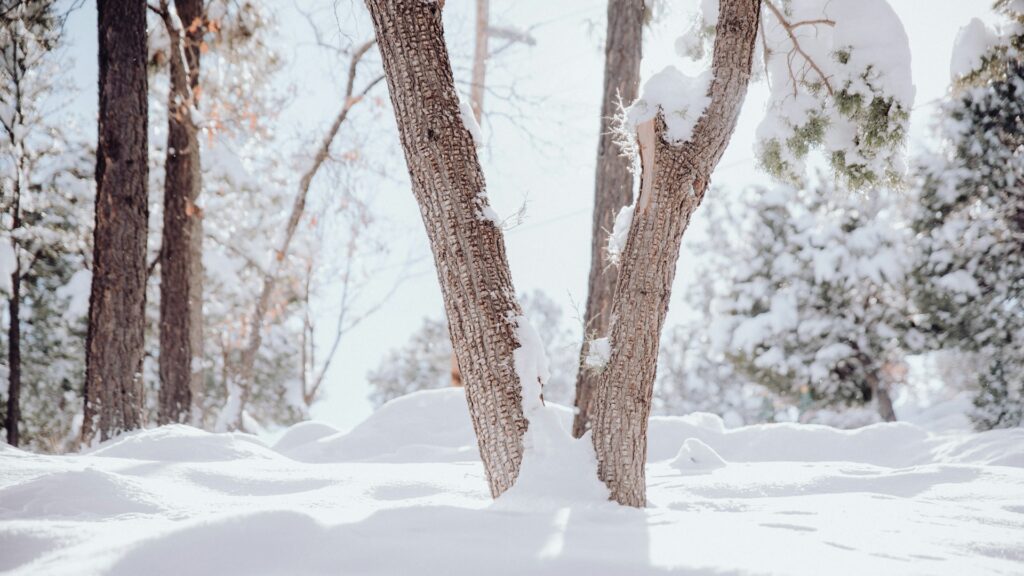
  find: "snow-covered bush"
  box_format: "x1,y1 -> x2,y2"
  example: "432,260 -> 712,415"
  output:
677,0 -> 915,189
684,183 -> 910,422
910,3 -> 1024,430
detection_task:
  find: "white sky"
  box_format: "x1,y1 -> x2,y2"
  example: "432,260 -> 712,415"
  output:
61,0 -> 994,431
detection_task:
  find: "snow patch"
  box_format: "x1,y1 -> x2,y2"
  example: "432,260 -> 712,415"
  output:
626,68 -> 712,145
86,425 -> 282,463
55,268 -> 91,321
670,438 -> 727,473
0,468 -> 162,519
607,203 -> 634,264
584,336 -> 611,370
458,98 -> 483,147
950,18 -> 1001,80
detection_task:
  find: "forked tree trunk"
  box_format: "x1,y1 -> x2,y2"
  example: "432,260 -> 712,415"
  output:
82,0 -> 150,445
365,0 -> 528,498
572,0 -> 645,439
589,0 -> 761,506
159,0 -> 205,425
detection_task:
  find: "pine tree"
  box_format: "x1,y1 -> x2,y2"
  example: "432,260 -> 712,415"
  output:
911,2 -> 1024,430
1,0 -> 94,449
691,184 -> 909,423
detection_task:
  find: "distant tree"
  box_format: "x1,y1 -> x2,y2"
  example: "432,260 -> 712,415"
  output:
654,327 -> 781,426
695,184 -> 909,422
150,0 -> 206,426
368,291 -> 579,408
82,0 -> 150,444
911,2 -> 1024,430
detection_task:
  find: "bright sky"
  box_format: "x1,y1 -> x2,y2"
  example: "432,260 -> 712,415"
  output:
61,0 -> 993,431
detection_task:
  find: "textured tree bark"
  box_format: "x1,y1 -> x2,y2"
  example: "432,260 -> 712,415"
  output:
589,0 -> 761,506
159,0 -> 204,426
365,0 -> 528,498
82,0 -> 149,445
572,0 -> 645,440
6,264 -> 20,447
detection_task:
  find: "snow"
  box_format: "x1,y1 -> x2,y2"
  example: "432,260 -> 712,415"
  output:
0,242 -> 14,295
950,18 -> 1001,80
626,67 -> 712,145
583,336 -> 611,369
670,438 -> 727,473
54,269 -> 91,321
458,98 -> 484,147
606,202 -> 634,264
2,388 -> 1022,575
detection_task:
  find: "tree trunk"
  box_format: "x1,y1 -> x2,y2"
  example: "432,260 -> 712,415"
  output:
589,0 -> 761,506
572,0 -> 645,439
448,0 -> 490,389
876,385 -> 897,422
6,263 -> 20,447
159,0 -> 205,426
365,0 -> 528,498
82,0 -> 149,445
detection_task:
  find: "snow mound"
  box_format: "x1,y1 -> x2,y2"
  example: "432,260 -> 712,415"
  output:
0,468 -> 162,519
281,389 -> 479,463
2,390 -> 1023,575
670,438 -> 727,473
87,425 -> 282,463
498,406 -> 608,507
271,421 -> 341,453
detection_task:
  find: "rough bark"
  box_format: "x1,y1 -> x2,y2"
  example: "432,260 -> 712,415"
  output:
448,0 -> 490,389
589,0 -> 761,506
158,0 -> 204,425
6,261 -> 20,447
82,0 -> 149,445
365,0 -> 528,498
572,0 -> 645,439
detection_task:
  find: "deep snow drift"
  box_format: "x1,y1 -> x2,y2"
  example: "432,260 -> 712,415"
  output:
1,388 -> 1023,575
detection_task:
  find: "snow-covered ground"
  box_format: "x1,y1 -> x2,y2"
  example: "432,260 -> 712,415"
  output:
2,389 -> 1023,575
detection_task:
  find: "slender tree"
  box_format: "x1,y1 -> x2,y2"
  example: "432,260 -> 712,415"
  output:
365,0 -> 529,497
81,0 -> 149,444
587,0 -> 761,506
572,0 -> 645,439
156,0 -> 205,425
217,40 -> 382,431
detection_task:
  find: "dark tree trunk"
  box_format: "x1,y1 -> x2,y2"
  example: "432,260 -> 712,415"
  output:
6,262 -> 20,447
589,0 -> 761,506
365,0 -> 529,498
159,0 -> 205,426
82,0 -> 150,445
572,0 -> 645,439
